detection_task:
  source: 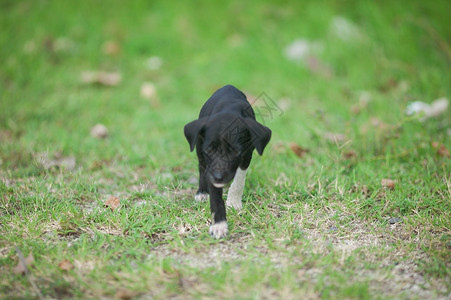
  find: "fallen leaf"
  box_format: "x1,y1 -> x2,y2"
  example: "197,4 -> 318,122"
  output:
89,160 -> 105,170
378,78 -> 399,93
140,82 -> 160,107
116,288 -> 138,300
90,124 -> 109,139
104,196 -> 120,211
343,150 -> 357,160
140,82 -> 156,99
13,253 -> 34,275
381,179 -> 397,190
289,143 -> 309,158
102,40 -> 121,56
81,71 -> 121,86
432,142 -> 450,158
58,259 -> 74,271
406,98 -> 449,121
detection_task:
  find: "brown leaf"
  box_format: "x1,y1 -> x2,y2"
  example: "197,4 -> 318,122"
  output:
343,150 -> 357,160
58,259 -> 74,271
290,143 -> 309,158
104,196 -> 120,211
432,142 -> 450,158
378,78 -> 398,93
431,141 -> 440,149
81,71 -> 121,86
102,40 -> 121,56
13,253 -> 34,275
437,145 -> 450,158
381,179 -> 397,190
116,289 -> 138,300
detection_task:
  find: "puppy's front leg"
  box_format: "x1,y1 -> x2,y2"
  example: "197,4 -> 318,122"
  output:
195,161 -> 209,202
227,168 -> 247,210
208,184 -> 228,239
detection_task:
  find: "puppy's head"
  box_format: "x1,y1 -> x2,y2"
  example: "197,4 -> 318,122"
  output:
184,114 -> 271,187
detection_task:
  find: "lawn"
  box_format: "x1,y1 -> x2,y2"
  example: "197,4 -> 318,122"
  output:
1,0 -> 450,299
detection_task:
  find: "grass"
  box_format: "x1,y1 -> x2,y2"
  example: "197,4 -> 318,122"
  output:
1,0 -> 450,299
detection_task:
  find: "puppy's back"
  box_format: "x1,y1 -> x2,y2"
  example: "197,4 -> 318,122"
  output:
200,85 -> 253,118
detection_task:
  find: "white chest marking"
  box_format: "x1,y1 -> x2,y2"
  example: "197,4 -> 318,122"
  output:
226,168 -> 247,210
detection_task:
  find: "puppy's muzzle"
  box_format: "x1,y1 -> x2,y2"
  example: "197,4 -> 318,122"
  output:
209,170 -> 226,187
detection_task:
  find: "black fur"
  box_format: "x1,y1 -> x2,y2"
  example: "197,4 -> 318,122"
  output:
184,85 -> 271,238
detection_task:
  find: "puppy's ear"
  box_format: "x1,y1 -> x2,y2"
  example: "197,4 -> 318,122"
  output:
184,118 -> 207,152
244,118 -> 272,155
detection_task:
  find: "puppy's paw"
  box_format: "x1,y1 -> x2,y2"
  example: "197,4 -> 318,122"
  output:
195,193 -> 208,202
209,221 -> 228,239
226,198 -> 242,210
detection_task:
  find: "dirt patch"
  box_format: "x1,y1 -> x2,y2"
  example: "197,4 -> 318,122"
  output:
149,233 -> 254,269
147,200 -> 450,299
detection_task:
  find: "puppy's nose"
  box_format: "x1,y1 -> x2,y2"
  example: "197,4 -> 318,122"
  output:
212,171 -> 224,182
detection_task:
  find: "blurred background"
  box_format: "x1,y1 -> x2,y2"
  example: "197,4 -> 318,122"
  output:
1,3 -> 450,297
0,0 -> 450,177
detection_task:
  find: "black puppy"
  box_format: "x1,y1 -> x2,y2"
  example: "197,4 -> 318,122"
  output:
184,85 -> 271,238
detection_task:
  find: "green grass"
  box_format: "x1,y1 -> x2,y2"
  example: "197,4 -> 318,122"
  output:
1,0 -> 450,299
